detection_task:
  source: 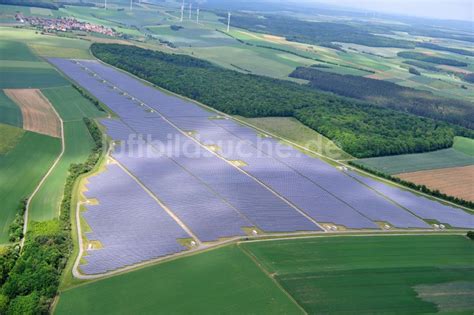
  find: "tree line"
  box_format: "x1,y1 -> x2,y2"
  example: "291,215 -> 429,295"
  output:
398,51 -> 468,67
290,67 -> 474,129
416,42 -> 474,57
91,43 -> 471,158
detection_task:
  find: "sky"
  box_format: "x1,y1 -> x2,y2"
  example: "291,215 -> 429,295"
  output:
293,0 -> 474,21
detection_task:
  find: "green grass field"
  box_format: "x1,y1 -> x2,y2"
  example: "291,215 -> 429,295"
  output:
0,90 -> 22,127
41,86 -> 106,121
0,124 -> 24,155
353,145 -> 474,175
0,132 -> 61,243
453,136 -> 474,157
0,26 -> 92,59
242,235 -> 474,314
29,121 -> 94,222
237,116 -> 353,160
0,41 -> 38,61
55,245 -> 302,314
0,37 -> 69,89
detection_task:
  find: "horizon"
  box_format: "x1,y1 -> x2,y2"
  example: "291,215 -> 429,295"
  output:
284,0 -> 473,22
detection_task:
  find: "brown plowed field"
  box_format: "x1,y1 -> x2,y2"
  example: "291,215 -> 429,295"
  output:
4,89 -> 61,138
396,165 -> 474,202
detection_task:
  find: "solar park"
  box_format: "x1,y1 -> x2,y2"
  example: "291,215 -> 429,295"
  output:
49,58 -> 474,275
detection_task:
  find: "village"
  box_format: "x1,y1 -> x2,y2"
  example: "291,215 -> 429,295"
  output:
15,13 -> 119,37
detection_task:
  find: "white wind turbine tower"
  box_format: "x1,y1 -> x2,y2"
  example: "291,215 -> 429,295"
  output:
180,2 -> 184,22
104,0 -> 107,10
189,3 -> 192,19
196,7 -> 200,24
130,0 -> 133,10
227,12 -> 231,32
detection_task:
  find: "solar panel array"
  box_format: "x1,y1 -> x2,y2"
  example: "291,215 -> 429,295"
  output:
82,164 -> 190,274
49,57 -> 474,272
347,171 -> 474,229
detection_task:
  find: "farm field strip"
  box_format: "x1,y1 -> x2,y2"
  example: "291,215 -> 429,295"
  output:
396,165 -> 474,202
4,88 -> 61,138
0,90 -> 22,127
242,234 -> 474,314
354,147 -> 474,175
0,132 -> 61,243
54,234 -> 474,314
28,120 -> 95,222
55,245 -> 303,314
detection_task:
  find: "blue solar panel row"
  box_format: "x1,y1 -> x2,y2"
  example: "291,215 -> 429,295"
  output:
347,171 -> 474,229
82,164 -> 190,274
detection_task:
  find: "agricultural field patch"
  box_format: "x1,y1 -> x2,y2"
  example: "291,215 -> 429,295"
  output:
0,26 -> 92,59
29,120 -> 94,222
0,67 -> 69,89
0,132 -> 61,243
29,7 -> 53,16
453,136 -> 474,156
353,147 -> 474,175
147,24 -> 237,48
0,90 -> 22,127
242,235 -> 474,314
414,281 -> 474,312
4,88 -> 61,138
0,40 -> 38,61
55,245 -> 302,314
0,123 -> 24,155
41,86 -> 107,121
396,165 -> 474,202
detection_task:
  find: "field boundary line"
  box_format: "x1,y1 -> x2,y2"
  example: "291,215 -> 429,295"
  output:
238,231 -> 467,244
21,92 -> 65,248
111,156 -> 203,245
89,56 -> 473,213
238,243 -> 308,315
68,228 -> 469,280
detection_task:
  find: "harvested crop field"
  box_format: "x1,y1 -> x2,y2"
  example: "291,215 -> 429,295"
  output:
397,165 -> 474,201
4,88 -> 61,138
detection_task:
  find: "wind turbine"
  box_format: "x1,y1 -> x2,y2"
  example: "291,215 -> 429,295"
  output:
189,3 -> 192,19
196,7 -> 200,24
104,0 -> 107,10
227,12 -> 231,32
180,2 -> 184,22
130,0 -> 133,10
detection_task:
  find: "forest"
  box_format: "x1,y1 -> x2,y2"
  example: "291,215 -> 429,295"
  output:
398,51 -> 468,67
290,67 -> 474,129
91,44 -> 470,158
403,60 -> 440,72
416,42 -> 474,57
218,14 -> 415,48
